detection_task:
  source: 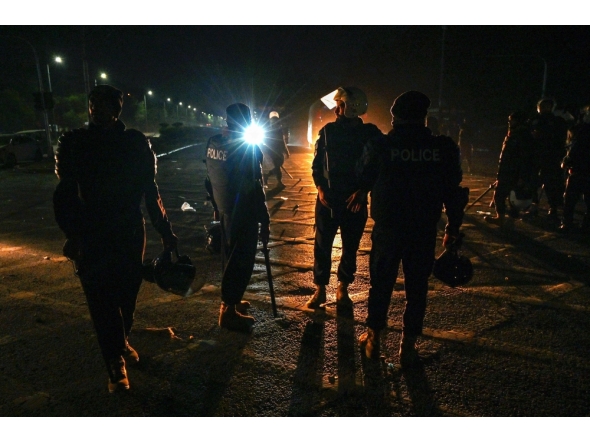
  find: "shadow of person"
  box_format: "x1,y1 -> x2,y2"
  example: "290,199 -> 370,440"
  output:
401,363 -> 441,416
336,303 -> 358,398
359,353 -> 391,416
287,319 -> 325,416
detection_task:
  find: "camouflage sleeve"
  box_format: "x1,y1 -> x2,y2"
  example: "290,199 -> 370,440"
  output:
53,131 -> 85,238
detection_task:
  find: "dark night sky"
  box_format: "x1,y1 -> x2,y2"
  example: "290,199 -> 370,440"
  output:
2,20 -> 589,141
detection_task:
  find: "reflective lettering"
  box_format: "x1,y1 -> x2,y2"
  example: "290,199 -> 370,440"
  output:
207,147 -> 227,161
390,149 -> 440,162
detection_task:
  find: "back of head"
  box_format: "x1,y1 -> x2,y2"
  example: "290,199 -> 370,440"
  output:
537,98 -> 556,114
333,86 -> 368,118
89,84 -> 124,117
390,90 -> 430,125
226,103 -> 252,130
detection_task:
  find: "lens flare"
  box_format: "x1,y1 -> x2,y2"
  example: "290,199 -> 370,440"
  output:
244,124 -> 265,145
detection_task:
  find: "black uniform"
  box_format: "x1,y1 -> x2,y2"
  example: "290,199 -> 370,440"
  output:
311,116 -> 382,286
357,125 -> 466,335
562,121 -> 590,229
492,124 -> 537,217
205,129 -> 269,305
530,112 -> 569,210
262,121 -> 289,185
53,119 -> 175,379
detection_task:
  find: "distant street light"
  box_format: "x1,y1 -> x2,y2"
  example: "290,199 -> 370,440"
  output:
46,55 -> 63,131
95,72 -> 107,86
177,102 -> 182,120
0,34 -> 52,154
144,90 -> 153,130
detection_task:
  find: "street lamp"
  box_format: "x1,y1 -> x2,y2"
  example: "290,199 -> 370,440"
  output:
46,56 -> 63,131
164,97 -> 171,120
144,90 -> 153,131
177,102 -> 182,120
94,72 -> 108,86
0,34 -> 52,155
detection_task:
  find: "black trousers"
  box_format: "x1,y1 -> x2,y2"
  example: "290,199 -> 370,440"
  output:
221,213 -> 259,305
537,165 -> 565,209
563,173 -> 590,226
313,197 -> 367,286
492,180 -> 520,218
263,152 -> 285,183
366,223 -> 437,335
78,225 -> 145,377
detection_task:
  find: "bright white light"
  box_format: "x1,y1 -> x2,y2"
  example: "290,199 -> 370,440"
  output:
100,72 -> 107,79
321,89 -> 339,109
167,98 -> 171,102
148,90 -> 153,95
243,124 -> 265,145
55,56 -> 63,63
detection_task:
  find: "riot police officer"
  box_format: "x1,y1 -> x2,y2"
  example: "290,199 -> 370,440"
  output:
560,106 -> 590,233
308,87 -> 383,309
53,85 -> 178,393
205,103 -> 270,332
484,111 -> 536,227
530,98 -> 569,222
261,111 -> 290,189
356,91 -> 468,368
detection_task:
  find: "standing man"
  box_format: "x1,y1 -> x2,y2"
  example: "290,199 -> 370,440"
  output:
484,111 -> 536,227
308,87 -> 383,309
262,111 -> 290,189
560,105 -> 590,233
53,84 -> 178,393
530,98 -> 569,222
205,103 -> 270,332
458,117 -> 474,173
356,91 -> 468,368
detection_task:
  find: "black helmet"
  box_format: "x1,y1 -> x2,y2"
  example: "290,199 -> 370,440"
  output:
144,249 -> 196,296
433,249 -> 473,288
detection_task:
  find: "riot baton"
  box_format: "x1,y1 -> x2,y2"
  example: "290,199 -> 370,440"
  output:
261,242 -> 278,317
465,181 -> 497,212
281,165 -> 293,179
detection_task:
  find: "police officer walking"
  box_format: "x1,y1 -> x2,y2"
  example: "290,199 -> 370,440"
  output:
356,91 -> 468,368
261,111 -> 290,189
484,111 -> 536,228
53,85 -> 178,393
530,98 -> 569,222
560,105 -> 590,233
205,103 -> 270,332
307,87 -> 383,309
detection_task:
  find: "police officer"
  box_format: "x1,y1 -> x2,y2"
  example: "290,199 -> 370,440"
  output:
560,105 -> 590,233
308,87 -> 383,309
458,117 -> 474,173
530,98 -> 569,221
53,84 -> 178,393
261,111 -> 290,189
484,111 -> 536,227
356,91 -> 468,368
205,103 -> 270,332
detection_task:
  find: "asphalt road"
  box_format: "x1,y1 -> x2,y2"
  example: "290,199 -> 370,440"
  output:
1,143 -> 590,417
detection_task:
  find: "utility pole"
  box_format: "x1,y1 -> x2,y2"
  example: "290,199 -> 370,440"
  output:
82,27 -> 91,123
438,25 -> 447,116
1,34 -> 52,155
